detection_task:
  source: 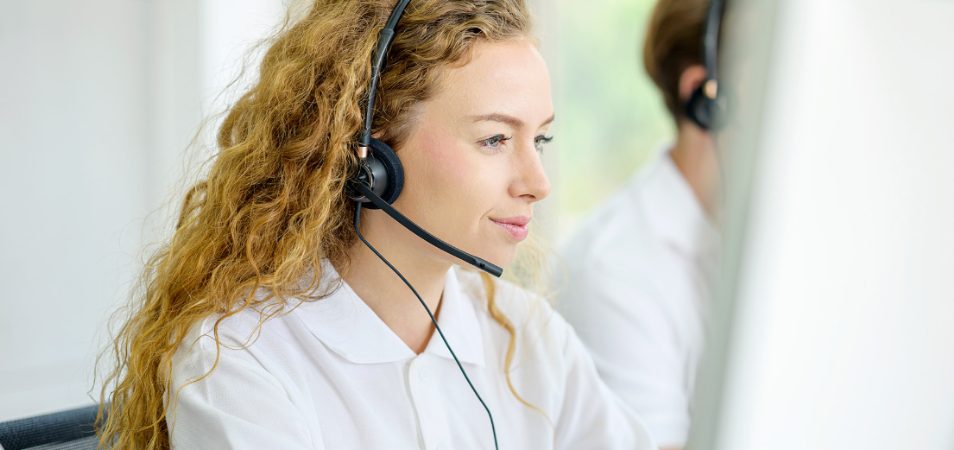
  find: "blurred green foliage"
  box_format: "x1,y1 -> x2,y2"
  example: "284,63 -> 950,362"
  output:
551,0 -> 673,238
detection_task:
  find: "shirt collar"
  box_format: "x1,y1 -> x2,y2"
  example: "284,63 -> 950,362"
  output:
638,145 -> 720,256
292,262 -> 485,367
422,268 -> 485,367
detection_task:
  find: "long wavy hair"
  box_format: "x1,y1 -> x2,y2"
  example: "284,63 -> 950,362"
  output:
97,0 -> 540,448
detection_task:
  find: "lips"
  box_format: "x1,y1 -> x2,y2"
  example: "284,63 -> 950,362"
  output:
490,216 -> 531,241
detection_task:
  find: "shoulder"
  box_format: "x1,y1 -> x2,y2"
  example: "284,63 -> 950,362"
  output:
172,297 -> 310,376
188,302 -> 291,345
559,169 -> 664,273
555,154 -> 706,291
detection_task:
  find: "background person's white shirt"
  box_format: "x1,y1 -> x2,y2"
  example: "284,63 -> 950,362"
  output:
168,262 -> 656,450
554,147 -> 718,448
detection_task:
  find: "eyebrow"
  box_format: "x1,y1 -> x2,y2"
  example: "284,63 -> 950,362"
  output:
470,113 -> 555,129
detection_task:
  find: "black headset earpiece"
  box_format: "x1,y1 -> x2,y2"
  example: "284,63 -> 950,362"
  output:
684,0 -> 726,131
685,83 -> 716,130
350,137 -> 404,209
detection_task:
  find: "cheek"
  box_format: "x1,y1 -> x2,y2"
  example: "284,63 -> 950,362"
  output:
413,131 -> 466,188
397,134 -> 518,265
424,144 -> 470,183
408,136 -> 500,223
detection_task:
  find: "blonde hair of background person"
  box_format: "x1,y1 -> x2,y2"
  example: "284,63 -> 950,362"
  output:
96,0 -> 655,448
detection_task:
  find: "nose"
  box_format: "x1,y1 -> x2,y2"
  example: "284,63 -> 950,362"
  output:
509,143 -> 551,202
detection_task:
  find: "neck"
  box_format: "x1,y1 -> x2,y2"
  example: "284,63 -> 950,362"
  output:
670,121 -> 720,219
336,208 -> 452,354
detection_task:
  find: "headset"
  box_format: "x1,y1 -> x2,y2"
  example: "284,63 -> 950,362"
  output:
684,0 -> 727,130
348,0 -> 504,279
346,1 -> 500,448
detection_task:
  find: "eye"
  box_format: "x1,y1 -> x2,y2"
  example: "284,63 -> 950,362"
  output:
534,134 -> 554,153
478,134 -> 512,151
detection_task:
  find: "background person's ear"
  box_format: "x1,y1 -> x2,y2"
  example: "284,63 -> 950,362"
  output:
678,64 -> 709,102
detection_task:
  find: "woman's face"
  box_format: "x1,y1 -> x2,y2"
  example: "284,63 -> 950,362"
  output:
391,37 -> 554,268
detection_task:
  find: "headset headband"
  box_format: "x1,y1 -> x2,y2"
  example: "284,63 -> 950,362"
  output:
359,0 -> 412,158
702,0 -> 726,100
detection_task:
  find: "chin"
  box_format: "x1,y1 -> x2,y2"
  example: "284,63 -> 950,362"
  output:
483,244 -> 518,269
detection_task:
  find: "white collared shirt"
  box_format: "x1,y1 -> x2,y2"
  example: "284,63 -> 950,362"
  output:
168,263 -> 656,449
554,148 -> 719,448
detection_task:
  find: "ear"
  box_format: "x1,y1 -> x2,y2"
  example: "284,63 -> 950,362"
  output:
678,64 -> 709,102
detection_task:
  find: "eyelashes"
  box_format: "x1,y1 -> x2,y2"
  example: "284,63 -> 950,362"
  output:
479,134 -> 513,149
534,135 -> 554,152
478,134 -> 555,153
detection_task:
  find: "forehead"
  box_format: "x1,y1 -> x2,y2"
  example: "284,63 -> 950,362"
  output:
424,38 -> 553,125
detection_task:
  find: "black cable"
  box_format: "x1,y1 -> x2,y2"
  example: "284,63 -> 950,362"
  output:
352,202 -> 500,450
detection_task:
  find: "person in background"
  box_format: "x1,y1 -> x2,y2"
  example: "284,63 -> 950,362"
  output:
96,0 -> 657,448
554,0 -> 720,449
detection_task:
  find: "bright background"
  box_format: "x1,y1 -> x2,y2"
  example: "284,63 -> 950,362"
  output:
688,1 -> 954,449
547,0 -> 672,237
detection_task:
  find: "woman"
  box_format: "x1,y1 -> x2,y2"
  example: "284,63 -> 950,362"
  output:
99,0 -> 655,448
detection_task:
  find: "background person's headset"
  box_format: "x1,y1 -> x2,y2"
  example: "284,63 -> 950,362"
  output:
345,1 -> 501,448
684,0 -> 727,131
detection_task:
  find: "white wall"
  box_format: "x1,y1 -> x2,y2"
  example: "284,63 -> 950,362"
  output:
0,1 -> 158,421
0,0 -> 286,421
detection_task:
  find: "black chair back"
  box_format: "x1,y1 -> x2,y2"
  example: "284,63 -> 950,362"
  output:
0,405 -> 101,450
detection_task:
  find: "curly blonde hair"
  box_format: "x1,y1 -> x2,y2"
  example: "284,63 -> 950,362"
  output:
97,1 -> 538,448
